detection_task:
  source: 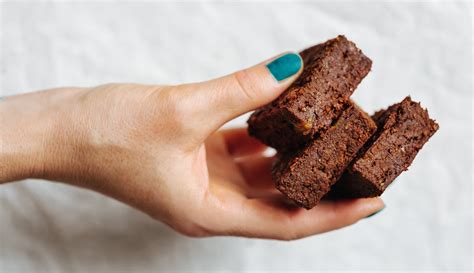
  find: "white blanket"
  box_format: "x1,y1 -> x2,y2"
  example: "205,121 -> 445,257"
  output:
1,2 -> 472,272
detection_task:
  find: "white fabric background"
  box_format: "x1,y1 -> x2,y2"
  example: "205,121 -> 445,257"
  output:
1,1 -> 472,272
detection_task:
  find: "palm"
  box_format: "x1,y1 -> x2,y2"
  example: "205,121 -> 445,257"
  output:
191,128 -> 384,239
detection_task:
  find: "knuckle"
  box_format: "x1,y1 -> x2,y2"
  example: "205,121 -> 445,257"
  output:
162,89 -> 187,115
158,87 -> 194,131
233,70 -> 259,102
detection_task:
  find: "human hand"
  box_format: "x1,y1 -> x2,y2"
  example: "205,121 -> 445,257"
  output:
0,53 -> 384,240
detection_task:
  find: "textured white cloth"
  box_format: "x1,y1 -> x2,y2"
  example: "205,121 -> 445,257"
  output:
1,2 -> 472,272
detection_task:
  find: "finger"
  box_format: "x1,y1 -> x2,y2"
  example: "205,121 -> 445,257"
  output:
216,197 -> 385,240
237,155 -> 277,196
183,52 -> 303,134
221,128 -> 267,158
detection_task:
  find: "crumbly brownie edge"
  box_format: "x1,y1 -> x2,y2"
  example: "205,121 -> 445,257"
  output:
272,103 -> 377,209
328,97 -> 439,198
247,35 -> 372,151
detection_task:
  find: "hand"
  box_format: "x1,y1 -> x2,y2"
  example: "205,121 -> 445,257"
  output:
0,53 -> 384,240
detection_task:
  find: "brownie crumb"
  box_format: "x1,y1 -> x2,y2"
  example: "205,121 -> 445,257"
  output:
248,35 -> 372,151
272,102 -> 377,209
328,96 -> 439,198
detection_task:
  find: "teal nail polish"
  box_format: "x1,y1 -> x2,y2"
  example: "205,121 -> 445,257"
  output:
266,53 -> 302,82
365,206 -> 385,219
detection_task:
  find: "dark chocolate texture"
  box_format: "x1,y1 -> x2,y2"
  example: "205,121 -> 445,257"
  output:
272,102 -> 377,209
248,35 -> 372,151
328,97 -> 439,198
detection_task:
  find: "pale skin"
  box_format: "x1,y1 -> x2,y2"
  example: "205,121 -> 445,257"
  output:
0,53 -> 384,240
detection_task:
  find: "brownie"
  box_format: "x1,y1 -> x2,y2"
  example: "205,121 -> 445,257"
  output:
248,35 -> 372,151
272,102 -> 377,209
328,97 -> 439,198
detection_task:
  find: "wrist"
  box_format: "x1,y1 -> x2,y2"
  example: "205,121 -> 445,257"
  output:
0,88 -> 86,183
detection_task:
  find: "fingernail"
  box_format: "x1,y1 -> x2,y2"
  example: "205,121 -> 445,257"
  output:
365,206 -> 385,219
266,53 -> 302,82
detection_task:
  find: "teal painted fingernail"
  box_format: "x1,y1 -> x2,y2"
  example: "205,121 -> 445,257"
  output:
266,53 -> 302,82
365,206 -> 385,219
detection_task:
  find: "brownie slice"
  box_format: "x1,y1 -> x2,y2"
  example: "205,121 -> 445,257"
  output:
328,97 -> 439,198
248,35 -> 372,151
272,102 -> 377,209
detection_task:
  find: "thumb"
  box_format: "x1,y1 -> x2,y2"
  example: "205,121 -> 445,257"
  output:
187,52 -> 303,133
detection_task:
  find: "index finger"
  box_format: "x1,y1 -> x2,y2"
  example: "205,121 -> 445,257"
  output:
211,196 -> 385,240
221,127 -> 267,157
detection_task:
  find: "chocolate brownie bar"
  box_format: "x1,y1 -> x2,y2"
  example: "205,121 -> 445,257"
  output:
272,102 -> 377,209
328,97 -> 439,198
248,35 -> 372,151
